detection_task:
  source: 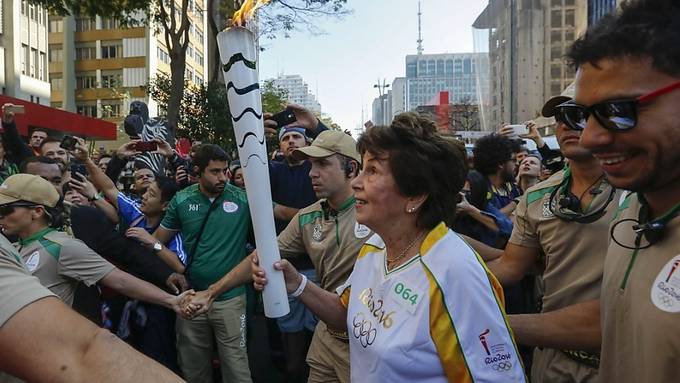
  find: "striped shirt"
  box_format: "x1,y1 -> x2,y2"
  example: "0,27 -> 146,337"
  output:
118,193 -> 186,264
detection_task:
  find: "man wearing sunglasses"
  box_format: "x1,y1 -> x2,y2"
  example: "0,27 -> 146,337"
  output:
564,1 -> 680,382
465,85 -> 622,382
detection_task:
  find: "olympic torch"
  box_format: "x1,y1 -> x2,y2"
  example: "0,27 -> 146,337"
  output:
217,6 -> 289,318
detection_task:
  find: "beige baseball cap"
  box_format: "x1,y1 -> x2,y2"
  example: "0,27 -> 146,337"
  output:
292,130 -> 361,162
0,174 -> 60,208
541,82 -> 576,117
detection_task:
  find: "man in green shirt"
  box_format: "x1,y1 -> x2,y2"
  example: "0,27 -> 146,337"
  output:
154,144 -> 253,383
182,131 -> 370,383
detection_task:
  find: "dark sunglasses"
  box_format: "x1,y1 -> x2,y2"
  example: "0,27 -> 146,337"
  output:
0,203 -> 38,218
555,80 -> 680,131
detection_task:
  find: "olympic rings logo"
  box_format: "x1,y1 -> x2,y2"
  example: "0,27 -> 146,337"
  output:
492,362 -> 512,371
352,312 -> 377,348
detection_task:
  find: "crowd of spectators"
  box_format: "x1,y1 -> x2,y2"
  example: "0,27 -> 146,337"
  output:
0,1 -> 678,382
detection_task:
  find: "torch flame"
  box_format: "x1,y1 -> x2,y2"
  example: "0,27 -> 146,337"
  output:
232,0 -> 271,27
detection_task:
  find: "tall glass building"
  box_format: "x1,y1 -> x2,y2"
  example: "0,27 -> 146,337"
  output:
404,53 -> 489,112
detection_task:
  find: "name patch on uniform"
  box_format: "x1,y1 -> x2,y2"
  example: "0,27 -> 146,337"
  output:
223,201 -> 239,213
25,251 -> 40,272
651,254 -> 680,313
390,281 -> 421,314
354,222 -> 370,239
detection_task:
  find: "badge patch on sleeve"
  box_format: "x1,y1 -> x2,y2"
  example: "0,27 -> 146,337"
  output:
25,251 -> 40,272
651,254 -> 680,313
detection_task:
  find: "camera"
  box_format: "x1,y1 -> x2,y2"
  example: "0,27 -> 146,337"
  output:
70,162 -> 88,179
134,141 -> 158,152
60,135 -> 78,151
270,108 -> 297,129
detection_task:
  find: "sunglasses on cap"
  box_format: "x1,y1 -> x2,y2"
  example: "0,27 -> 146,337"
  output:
0,202 -> 39,218
555,80 -> 680,131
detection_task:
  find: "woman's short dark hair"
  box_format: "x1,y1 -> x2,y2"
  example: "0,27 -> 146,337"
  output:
357,112 -> 467,230
154,176 -> 179,203
192,144 -> 229,174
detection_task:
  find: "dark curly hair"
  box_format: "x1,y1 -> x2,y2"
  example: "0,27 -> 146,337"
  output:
356,112 -> 467,230
473,134 -> 514,177
567,0 -> 680,76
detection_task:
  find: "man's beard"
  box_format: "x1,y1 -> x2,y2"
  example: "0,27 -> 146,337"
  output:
503,169 -> 515,183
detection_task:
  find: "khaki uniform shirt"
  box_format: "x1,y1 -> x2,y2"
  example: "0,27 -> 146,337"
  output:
277,197 -> 372,292
16,228 -> 115,306
0,234 -> 54,328
509,169 -> 621,382
600,193 -> 680,383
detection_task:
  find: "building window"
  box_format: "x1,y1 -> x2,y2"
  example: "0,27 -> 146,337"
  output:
101,44 -> 122,59
101,18 -> 120,29
21,0 -> 27,15
157,46 -> 170,64
551,10 -> 562,28
551,29 -> 562,43
49,19 -> 63,33
406,62 -> 416,78
187,44 -> 194,60
51,102 -> 63,109
39,53 -> 46,81
75,18 -> 95,31
565,9 -> 575,27
551,64 -> 561,78
76,75 -> 97,89
101,101 -> 122,118
76,103 -> 98,117
50,77 -> 63,91
28,4 -> 35,21
75,46 -> 97,60
101,72 -> 123,88
30,48 -> 38,77
195,51 -> 204,66
49,47 -> 63,62
21,44 -> 27,74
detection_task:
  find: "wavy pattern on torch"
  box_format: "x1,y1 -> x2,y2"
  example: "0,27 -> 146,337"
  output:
222,52 -> 257,72
242,153 -> 268,168
230,107 -> 263,122
238,131 -> 265,149
227,81 -> 260,95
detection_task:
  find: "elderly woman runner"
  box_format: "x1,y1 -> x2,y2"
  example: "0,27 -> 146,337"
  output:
253,113 -> 526,382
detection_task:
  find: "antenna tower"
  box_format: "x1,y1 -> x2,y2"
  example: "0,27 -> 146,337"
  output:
417,1 -> 424,55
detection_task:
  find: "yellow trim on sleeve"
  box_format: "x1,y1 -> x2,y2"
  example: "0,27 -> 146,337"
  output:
339,287 -> 351,309
423,263 -> 473,383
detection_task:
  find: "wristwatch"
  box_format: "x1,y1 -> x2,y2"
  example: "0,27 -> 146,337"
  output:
88,194 -> 102,202
152,242 -> 163,253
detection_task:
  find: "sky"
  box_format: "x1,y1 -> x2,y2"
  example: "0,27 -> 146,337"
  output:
258,0 -> 489,134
